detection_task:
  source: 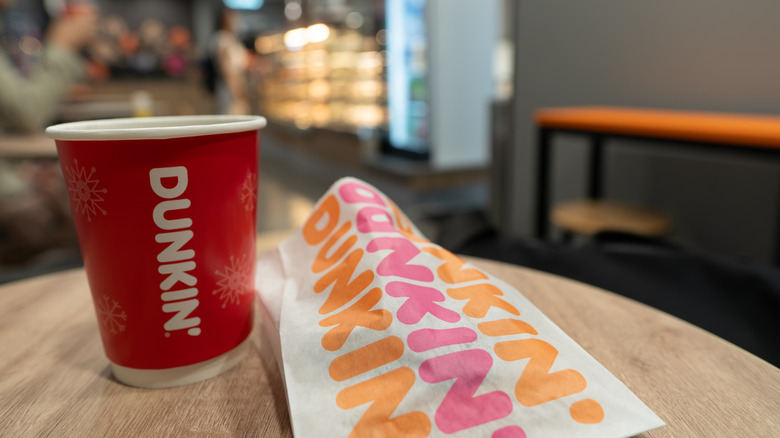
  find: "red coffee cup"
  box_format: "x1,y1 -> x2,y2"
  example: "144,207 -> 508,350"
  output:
46,115 -> 266,388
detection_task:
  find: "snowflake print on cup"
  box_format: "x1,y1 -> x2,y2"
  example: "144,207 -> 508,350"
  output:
241,171 -> 257,213
65,159 -> 107,221
97,295 -> 127,334
213,254 -> 252,308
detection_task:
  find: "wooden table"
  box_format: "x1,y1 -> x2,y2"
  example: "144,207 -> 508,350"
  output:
533,106 -> 780,261
0,135 -> 58,158
1,257 -> 778,437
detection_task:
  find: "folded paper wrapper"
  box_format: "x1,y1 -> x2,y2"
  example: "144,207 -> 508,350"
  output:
255,177 -> 664,438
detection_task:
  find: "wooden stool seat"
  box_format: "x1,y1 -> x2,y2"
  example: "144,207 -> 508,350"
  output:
551,199 -> 673,237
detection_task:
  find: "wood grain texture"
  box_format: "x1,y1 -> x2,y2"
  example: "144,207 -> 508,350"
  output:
0,269 -> 292,437
468,257 -> 780,438
1,257 -> 778,437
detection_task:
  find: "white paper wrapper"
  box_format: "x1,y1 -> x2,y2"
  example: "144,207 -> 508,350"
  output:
256,177 -> 664,438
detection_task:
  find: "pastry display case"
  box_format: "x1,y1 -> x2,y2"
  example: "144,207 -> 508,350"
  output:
253,25 -> 388,134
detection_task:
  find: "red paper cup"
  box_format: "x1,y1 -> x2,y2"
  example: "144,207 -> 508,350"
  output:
46,115 -> 266,388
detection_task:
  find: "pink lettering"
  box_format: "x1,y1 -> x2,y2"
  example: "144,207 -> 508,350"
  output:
338,181 -> 386,206
492,425 -> 527,438
419,349 -> 513,433
386,282 -> 460,325
356,206 -> 396,233
407,328 -> 477,352
367,237 -> 433,282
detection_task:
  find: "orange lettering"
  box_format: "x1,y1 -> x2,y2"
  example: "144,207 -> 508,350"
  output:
422,246 -> 488,284
320,288 -> 393,351
494,338 -> 587,406
570,398 -> 604,424
303,194 -> 340,245
336,367 -> 431,438
315,249 -> 374,315
478,318 -> 538,337
312,221 -> 357,274
329,336 -> 405,381
447,283 -> 520,318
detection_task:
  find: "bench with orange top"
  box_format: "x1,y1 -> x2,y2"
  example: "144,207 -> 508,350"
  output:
533,106 -> 780,260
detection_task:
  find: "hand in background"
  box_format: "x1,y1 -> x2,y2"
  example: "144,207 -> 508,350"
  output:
46,7 -> 98,52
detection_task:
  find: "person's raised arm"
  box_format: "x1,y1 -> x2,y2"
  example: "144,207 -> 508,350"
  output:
0,11 -> 97,133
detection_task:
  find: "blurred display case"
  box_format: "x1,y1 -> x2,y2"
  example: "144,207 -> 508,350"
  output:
251,0 -> 498,172
253,26 -> 388,134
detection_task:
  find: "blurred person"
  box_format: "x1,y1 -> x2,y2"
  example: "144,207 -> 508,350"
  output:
209,8 -> 249,115
0,0 -> 97,133
0,0 -> 95,269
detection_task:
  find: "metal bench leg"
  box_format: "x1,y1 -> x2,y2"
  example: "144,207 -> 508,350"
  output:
535,128 -> 552,239
588,134 -> 605,199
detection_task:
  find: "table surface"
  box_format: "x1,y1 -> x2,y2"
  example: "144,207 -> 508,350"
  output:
535,106 -> 780,149
1,256 -> 778,437
0,134 -> 58,158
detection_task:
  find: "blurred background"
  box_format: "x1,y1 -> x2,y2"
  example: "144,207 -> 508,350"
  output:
3,0 -> 780,270
0,0 -> 507,280
1,0 -> 779,365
